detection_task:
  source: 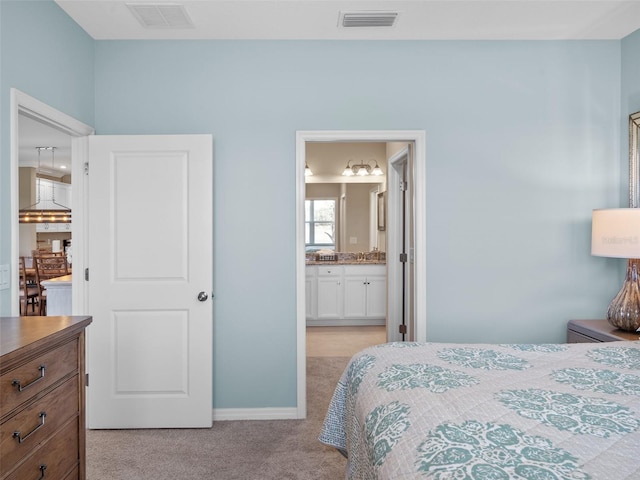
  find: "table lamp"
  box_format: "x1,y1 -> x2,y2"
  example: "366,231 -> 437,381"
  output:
591,208 -> 640,332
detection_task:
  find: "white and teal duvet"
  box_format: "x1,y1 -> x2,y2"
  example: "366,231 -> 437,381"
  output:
320,341 -> 640,479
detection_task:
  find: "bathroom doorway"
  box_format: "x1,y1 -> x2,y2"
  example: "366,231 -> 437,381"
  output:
295,130 -> 426,418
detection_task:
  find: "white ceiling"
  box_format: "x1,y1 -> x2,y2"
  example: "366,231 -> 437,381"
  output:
56,0 -> 640,40
19,115 -> 72,178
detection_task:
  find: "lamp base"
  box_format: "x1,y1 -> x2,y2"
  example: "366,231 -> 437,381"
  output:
606,258 -> 640,332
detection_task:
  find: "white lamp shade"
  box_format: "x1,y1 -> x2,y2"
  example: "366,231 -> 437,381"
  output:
591,208 -> 640,258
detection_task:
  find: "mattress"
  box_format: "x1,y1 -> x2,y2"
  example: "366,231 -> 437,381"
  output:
320,341 -> 640,479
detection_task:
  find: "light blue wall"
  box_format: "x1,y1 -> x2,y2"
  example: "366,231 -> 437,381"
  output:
0,0 -> 94,311
94,40 -> 622,408
1,0 -> 634,410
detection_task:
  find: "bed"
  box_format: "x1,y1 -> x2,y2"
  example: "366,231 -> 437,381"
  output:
320,341 -> 640,479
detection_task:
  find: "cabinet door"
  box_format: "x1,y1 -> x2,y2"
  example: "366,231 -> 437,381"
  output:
366,275 -> 387,318
344,276 -> 367,318
36,222 -> 56,232
36,179 -> 71,210
317,275 -> 343,319
56,182 -> 71,208
39,179 -> 53,210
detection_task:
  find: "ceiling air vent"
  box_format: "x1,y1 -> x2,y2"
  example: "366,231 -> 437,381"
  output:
340,11 -> 398,28
127,3 -> 194,28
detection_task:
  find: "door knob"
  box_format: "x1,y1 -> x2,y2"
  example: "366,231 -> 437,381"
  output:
197,291 -> 208,302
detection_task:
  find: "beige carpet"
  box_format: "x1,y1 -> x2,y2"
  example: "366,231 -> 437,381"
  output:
86,356 -> 349,480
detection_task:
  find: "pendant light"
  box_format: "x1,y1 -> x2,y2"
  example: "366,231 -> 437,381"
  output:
19,147 -> 72,224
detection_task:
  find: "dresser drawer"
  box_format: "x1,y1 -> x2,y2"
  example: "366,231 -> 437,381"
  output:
1,376 -> 79,474
567,330 -> 600,343
63,465 -> 79,480
0,340 -> 78,418
3,417 -> 79,480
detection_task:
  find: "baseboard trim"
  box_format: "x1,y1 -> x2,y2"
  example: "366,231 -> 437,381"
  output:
212,407 -> 301,421
306,318 -> 385,326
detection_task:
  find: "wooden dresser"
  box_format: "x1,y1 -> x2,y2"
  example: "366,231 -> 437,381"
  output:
0,316 -> 92,480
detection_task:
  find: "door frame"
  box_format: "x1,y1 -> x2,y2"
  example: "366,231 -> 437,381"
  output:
295,130 -> 426,418
387,146 -> 411,342
9,89 -> 94,316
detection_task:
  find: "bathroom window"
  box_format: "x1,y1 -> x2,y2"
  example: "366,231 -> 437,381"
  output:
305,199 -> 336,251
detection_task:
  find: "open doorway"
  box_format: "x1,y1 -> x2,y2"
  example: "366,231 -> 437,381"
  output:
295,130 -> 426,418
9,89 -> 94,316
17,114 -> 73,316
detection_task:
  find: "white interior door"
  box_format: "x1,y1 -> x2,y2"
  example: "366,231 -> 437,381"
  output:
86,135 -> 213,429
387,146 -> 414,342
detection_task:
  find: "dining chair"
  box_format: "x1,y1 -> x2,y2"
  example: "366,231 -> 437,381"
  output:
34,254 -> 69,315
19,256 -> 39,315
33,250 -> 65,257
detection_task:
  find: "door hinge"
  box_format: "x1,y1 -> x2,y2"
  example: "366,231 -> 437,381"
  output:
84,268 -> 89,281
399,324 -> 407,334
84,162 -> 89,175
399,180 -> 407,191
85,373 -> 89,387
399,253 -> 408,263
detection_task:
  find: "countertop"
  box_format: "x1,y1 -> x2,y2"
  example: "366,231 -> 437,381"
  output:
41,274 -> 72,286
306,260 -> 386,265
306,251 -> 386,265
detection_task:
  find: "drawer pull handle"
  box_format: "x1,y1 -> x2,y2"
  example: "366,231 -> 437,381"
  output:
13,412 -> 46,444
12,365 -> 46,392
38,464 -> 47,479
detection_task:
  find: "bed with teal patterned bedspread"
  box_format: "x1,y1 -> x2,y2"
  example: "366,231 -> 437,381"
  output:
319,341 -> 640,479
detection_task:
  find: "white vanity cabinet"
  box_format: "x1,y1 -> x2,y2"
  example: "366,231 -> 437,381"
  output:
306,264 -> 385,326
316,266 -> 344,320
344,265 -> 386,319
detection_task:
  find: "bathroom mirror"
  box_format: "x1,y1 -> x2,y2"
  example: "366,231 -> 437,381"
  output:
630,111 -> 640,207
306,182 -> 382,252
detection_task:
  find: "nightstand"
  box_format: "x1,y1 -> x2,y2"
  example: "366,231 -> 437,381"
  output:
567,319 -> 640,343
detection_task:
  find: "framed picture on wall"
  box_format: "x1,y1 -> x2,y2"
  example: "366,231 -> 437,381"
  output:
377,192 -> 385,231
631,111 -> 640,207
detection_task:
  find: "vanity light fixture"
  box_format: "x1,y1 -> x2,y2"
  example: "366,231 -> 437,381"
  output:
371,160 -> 384,176
304,163 -> 313,176
19,147 -> 72,224
342,160 -> 355,176
591,208 -> 640,332
342,159 -> 384,177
